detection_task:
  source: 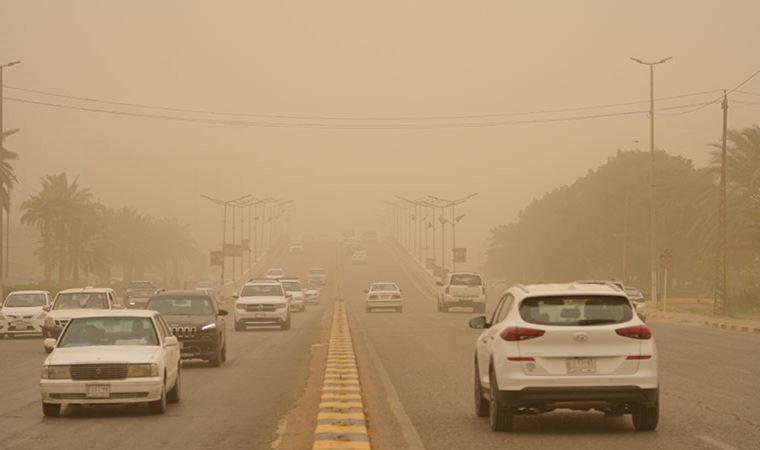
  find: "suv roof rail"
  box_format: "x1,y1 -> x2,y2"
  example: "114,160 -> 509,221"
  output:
514,284 -> 530,293
570,280 -> 623,292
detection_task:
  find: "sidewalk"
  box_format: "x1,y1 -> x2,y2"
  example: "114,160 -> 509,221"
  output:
648,300 -> 760,335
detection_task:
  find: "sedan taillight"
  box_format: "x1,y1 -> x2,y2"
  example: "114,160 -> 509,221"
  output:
444,286 -> 450,295
369,295 -> 378,300
616,325 -> 652,340
500,327 -> 545,341
392,294 -> 401,299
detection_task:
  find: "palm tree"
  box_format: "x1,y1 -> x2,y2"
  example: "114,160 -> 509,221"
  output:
21,173 -> 94,282
0,129 -> 20,279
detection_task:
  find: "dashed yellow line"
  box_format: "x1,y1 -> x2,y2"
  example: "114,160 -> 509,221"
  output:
312,301 -> 370,450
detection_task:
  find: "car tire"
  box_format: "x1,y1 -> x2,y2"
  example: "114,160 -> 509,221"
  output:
441,304 -> 449,313
474,362 -> 489,417
235,321 -> 244,332
221,343 -> 227,363
167,367 -> 181,404
397,307 -> 403,313
208,346 -> 222,367
366,307 -> 372,313
148,382 -> 168,414
281,315 -> 291,331
632,398 -> 659,431
42,402 -> 61,417
489,368 -> 514,432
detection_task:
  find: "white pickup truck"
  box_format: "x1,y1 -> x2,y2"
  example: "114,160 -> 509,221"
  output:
436,272 -> 487,313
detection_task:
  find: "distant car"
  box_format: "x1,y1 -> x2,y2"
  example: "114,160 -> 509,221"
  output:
42,288 -> 123,340
125,289 -> 156,309
280,278 -> 306,312
146,291 -> 227,366
624,286 -> 647,321
365,282 -> 403,313
195,287 -> 217,297
303,285 -> 320,305
361,231 -> 377,244
307,268 -> 328,286
288,244 -> 305,254
265,268 -> 286,280
234,281 -> 291,331
0,290 -> 52,337
470,283 -> 658,432
40,309 -> 181,417
437,272 -> 487,313
351,250 -> 369,265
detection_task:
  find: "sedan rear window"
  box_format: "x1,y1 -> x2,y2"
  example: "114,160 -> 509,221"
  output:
520,296 -> 633,326
449,274 -> 482,286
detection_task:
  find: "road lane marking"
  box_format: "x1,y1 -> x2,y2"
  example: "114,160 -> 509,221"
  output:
696,435 -> 739,450
312,301 -> 371,450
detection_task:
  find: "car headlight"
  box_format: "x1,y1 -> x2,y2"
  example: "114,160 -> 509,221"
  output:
201,323 -> 216,331
127,363 -> 159,378
42,365 -> 71,379
274,302 -> 287,310
44,317 -> 55,327
235,303 -> 245,310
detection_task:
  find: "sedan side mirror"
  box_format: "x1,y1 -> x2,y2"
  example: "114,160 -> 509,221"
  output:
43,338 -> 56,353
164,336 -> 179,347
42,305 -> 51,312
435,281 -> 443,287
232,294 -> 239,299
363,289 -> 368,294
468,316 -> 490,330
218,309 -> 229,316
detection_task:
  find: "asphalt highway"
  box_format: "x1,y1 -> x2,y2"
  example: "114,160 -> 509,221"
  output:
341,243 -> 760,450
0,241 -> 757,450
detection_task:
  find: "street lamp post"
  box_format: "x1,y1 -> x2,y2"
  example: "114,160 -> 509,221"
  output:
631,56 -> 671,307
428,193 -> 478,272
0,60 -> 21,288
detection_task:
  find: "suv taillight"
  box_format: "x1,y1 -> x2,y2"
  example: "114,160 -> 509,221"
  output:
392,294 -> 401,299
444,286 -> 450,295
369,295 -> 378,300
616,325 -> 652,340
500,327 -> 545,341
481,286 -> 486,295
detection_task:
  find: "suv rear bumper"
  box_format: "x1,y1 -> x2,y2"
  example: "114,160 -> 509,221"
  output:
497,386 -> 658,407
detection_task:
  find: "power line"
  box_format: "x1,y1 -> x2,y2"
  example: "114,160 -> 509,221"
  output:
659,69 -> 760,116
4,96 -> 718,129
3,84 -> 722,121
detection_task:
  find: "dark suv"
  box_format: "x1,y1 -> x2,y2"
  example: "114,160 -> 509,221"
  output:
146,290 -> 228,366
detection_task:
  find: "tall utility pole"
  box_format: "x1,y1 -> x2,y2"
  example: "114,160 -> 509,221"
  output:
714,90 -> 729,316
0,60 -> 21,288
631,56 -> 671,307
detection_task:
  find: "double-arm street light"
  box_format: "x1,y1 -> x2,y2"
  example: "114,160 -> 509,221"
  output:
428,193 -> 478,272
631,56 -> 671,307
201,193 -> 252,286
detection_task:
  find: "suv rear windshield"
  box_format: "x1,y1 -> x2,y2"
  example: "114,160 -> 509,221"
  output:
281,281 -> 302,292
449,274 -> 482,286
240,284 -> 283,297
520,295 -> 633,326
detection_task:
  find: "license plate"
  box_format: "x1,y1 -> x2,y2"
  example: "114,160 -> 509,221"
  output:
567,358 -> 596,374
255,313 -> 266,318
11,320 -> 27,328
86,384 -> 111,398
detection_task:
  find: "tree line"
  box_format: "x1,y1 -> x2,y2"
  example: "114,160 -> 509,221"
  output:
20,173 -> 195,284
485,126 -> 760,309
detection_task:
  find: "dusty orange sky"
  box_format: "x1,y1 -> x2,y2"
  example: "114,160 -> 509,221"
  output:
1,0 -> 759,273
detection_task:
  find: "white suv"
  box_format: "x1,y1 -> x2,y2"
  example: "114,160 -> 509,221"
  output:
470,282 -> 658,432
437,272 -> 487,313
234,281 -> 291,331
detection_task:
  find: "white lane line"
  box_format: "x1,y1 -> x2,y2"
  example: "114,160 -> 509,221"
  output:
351,313 -> 426,450
696,435 -> 739,450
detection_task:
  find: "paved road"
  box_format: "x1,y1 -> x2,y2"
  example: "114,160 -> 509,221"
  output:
341,242 -> 760,450
0,243 -> 335,450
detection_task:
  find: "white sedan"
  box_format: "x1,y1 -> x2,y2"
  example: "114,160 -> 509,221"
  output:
365,282 -> 403,313
0,290 -> 51,337
40,310 -> 181,417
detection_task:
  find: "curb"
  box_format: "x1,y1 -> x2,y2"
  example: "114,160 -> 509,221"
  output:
704,321 -> 760,335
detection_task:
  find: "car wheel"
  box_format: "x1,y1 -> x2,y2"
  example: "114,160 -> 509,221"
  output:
632,398 -> 659,431
235,321 -> 244,332
488,368 -> 514,432
397,307 -> 403,313
441,304 -> 449,313
148,381 -> 168,414
208,347 -> 222,367
167,367 -> 181,404
474,362 -> 489,417
221,343 -> 227,363
42,402 -> 61,417
281,315 -> 291,330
